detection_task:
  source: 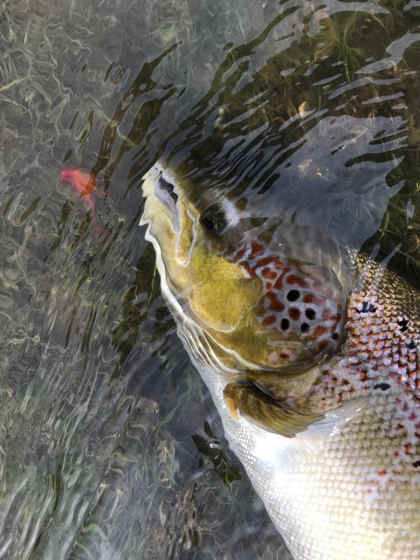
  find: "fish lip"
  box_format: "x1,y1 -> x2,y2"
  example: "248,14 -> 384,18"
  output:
154,173 -> 178,212
149,163 -> 181,228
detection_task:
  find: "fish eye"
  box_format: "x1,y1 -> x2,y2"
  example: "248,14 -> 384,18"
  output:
200,204 -> 228,235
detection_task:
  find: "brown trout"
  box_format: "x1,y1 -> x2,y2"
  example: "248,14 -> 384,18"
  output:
141,161 -> 419,560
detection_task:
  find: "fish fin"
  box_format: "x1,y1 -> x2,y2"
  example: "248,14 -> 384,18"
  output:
223,381 -> 323,438
297,396 -> 368,440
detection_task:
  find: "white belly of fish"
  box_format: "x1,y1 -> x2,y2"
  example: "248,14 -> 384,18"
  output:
192,357 -> 415,560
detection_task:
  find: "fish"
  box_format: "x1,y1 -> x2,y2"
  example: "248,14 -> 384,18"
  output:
140,161 -> 419,560
60,168 -> 106,233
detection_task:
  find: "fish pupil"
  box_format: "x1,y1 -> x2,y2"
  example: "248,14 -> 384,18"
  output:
200,205 -> 228,235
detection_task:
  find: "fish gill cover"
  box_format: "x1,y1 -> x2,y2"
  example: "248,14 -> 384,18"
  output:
0,0 -> 419,559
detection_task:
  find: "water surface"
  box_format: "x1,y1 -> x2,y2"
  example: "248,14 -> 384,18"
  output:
0,1 -> 419,558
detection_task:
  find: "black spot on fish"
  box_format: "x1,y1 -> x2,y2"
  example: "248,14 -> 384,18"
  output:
305,308 -> 316,320
200,204 -> 228,236
374,382 -> 391,391
413,460 -> 420,468
397,318 -> 409,332
287,289 -> 300,302
360,301 -> 376,313
301,323 -> 309,333
281,318 -> 290,331
407,341 -> 416,350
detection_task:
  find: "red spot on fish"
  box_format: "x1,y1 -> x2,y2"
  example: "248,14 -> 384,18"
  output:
289,307 -> 300,321
404,443 -> 413,455
285,274 -> 308,288
256,256 -> 278,268
236,248 -> 246,260
271,301 -> 286,312
358,371 -> 369,383
266,292 -> 285,312
262,268 -> 277,279
239,260 -> 253,276
322,308 -> 337,321
314,325 -> 327,338
274,277 -> 283,289
250,242 -> 265,257
303,293 -> 322,306
273,258 -> 287,269
317,340 -> 329,353
263,315 -> 276,326
274,268 -> 290,290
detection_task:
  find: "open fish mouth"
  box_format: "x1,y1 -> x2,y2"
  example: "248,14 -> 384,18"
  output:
152,163 -> 180,217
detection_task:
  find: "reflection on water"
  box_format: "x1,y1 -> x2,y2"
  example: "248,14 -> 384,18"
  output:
0,0 -> 419,558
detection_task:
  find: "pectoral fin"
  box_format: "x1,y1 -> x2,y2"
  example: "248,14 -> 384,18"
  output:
223,381 -> 323,438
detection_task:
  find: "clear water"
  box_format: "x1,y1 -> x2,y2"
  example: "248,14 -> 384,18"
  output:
0,0 -> 419,558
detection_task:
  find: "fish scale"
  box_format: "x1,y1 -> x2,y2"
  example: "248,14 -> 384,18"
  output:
226,236 -> 420,495
306,256 -> 420,496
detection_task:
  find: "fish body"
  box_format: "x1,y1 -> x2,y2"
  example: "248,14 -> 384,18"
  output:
141,161 -> 419,560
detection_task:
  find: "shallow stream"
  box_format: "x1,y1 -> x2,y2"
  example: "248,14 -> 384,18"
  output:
0,1 -> 419,558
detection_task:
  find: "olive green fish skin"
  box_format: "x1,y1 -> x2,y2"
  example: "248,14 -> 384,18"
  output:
141,162 -> 419,560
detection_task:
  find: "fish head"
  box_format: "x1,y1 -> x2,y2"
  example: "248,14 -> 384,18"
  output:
141,162 -> 351,375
